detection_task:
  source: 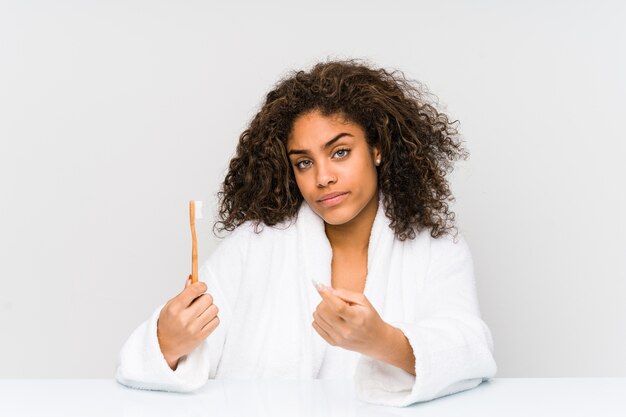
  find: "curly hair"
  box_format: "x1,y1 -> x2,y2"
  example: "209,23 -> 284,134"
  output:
215,58 -> 468,240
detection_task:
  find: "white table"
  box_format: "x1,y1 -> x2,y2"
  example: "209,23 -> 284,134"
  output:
1,378 -> 625,416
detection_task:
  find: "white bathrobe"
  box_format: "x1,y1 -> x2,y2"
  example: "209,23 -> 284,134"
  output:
115,197 -> 497,407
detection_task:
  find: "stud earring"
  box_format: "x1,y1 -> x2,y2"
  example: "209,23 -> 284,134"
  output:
375,159 -> 381,166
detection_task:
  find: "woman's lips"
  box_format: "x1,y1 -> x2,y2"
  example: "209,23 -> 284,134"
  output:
318,192 -> 349,207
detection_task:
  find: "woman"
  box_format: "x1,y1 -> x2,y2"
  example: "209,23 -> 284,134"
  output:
116,59 -> 497,407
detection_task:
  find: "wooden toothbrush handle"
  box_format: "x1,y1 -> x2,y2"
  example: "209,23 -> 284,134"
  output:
189,200 -> 198,283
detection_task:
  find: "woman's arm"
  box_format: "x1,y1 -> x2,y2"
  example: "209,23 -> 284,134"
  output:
353,234 -> 497,407
367,324 -> 416,376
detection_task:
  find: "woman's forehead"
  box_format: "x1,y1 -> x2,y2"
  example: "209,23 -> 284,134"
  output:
288,111 -> 364,147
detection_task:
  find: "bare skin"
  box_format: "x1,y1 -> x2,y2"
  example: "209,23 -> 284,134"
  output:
330,248 -> 367,294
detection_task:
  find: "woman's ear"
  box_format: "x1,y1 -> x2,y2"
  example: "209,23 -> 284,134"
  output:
373,147 -> 382,166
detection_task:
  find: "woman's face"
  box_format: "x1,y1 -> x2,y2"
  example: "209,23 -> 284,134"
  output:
287,109 -> 381,226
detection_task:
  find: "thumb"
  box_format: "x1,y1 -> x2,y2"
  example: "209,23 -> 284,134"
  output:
185,274 -> 192,289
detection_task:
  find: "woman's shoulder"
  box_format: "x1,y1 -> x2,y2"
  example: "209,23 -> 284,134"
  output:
412,228 -> 474,281
405,226 -> 472,265
213,214 -> 298,249
203,216 -> 299,277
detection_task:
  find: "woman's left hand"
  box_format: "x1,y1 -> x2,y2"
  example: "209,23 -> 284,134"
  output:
312,286 -> 391,357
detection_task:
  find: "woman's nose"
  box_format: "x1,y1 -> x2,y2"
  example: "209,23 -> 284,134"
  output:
316,165 -> 337,188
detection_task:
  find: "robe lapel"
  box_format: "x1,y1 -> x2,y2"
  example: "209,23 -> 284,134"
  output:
363,192 -> 394,316
297,201 -> 332,377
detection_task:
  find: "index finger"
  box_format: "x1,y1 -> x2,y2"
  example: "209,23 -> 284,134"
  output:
178,281 -> 208,307
318,287 -> 353,320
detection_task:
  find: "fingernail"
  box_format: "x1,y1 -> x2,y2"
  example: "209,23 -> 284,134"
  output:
312,279 -> 324,292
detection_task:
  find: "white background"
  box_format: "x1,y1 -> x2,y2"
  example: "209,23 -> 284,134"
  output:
1,0 -> 624,378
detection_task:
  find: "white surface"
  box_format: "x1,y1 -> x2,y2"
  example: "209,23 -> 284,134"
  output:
0,378 -> 625,416
1,0 -> 625,379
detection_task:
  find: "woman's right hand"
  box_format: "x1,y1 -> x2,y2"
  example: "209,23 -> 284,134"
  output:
157,275 -> 220,370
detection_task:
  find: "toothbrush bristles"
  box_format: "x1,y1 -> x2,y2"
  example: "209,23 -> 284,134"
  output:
194,200 -> 203,219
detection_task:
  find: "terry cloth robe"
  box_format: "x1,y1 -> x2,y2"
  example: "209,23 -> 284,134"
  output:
115,197 -> 497,407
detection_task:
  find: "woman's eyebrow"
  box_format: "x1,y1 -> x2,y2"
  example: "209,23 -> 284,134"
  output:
287,132 -> 354,156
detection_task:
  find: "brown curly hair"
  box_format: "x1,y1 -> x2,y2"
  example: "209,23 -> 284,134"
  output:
215,58 -> 468,240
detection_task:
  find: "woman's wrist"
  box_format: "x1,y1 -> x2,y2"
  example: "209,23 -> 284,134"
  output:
157,318 -> 180,370
164,354 -> 180,371
368,323 -> 416,376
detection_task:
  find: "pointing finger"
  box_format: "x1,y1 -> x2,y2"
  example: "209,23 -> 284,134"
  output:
329,288 -> 367,306
318,287 -> 353,320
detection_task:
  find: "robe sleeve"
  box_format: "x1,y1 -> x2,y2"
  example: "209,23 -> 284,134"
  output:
354,233 -> 497,407
115,225 -> 248,392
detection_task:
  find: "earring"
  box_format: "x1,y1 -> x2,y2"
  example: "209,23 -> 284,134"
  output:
375,159 -> 381,166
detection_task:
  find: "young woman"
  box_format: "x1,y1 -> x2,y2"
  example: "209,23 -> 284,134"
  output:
116,59 -> 497,407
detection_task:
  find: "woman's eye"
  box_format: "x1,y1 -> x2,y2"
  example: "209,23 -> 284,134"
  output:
334,148 -> 350,158
296,160 -> 312,170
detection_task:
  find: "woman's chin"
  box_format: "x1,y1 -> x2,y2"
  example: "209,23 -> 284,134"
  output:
315,208 -> 356,226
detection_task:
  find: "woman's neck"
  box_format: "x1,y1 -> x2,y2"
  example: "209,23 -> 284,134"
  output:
324,193 -> 379,254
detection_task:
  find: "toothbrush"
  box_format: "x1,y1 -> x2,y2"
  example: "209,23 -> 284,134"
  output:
189,200 -> 203,284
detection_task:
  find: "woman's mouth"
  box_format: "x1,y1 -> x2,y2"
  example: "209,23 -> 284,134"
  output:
317,192 -> 349,207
